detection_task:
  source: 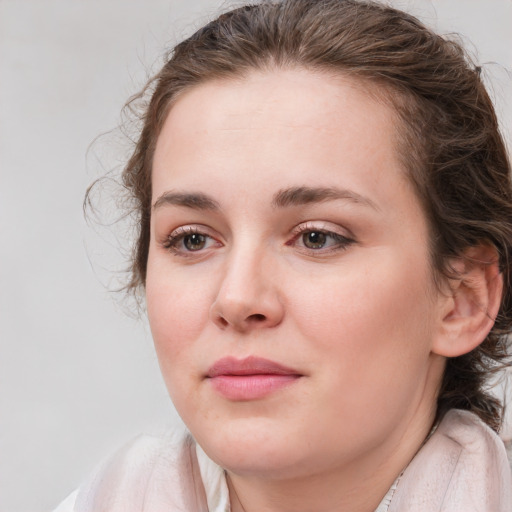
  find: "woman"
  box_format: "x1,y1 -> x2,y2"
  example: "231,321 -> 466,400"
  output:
56,0 -> 512,510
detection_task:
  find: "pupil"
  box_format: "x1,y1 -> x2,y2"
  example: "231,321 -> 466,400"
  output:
184,233 -> 206,251
304,231 -> 326,248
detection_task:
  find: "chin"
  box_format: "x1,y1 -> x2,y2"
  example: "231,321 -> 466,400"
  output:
192,417 -> 348,482
191,417 -> 309,477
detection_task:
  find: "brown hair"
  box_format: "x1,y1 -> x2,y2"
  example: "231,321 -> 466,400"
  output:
115,0 -> 512,430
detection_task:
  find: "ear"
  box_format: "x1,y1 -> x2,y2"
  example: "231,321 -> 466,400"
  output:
432,244 -> 503,358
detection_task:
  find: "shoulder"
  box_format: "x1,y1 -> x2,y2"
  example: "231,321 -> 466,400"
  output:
389,409 -> 512,512
53,489 -> 79,512
53,428 -> 212,512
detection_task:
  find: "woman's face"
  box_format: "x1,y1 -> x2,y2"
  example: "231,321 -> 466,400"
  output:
146,69 -> 446,479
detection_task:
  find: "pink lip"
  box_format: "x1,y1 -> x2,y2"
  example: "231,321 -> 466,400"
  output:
206,356 -> 302,401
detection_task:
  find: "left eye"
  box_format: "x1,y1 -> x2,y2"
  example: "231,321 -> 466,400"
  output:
302,231 -> 329,249
292,228 -> 354,252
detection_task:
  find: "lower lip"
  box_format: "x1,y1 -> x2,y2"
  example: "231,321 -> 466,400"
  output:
209,374 -> 300,401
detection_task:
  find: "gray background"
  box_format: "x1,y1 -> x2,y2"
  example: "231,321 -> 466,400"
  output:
1,1 -> 511,511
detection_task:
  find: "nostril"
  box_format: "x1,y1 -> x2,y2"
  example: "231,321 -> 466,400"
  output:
217,316 -> 229,328
248,314 -> 266,322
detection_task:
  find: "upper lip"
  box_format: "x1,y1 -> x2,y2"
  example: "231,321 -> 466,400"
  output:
207,356 -> 301,377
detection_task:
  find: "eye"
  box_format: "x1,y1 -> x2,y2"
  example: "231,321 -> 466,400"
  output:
302,231 -> 329,249
163,226 -> 220,255
289,223 -> 355,254
183,233 -> 207,251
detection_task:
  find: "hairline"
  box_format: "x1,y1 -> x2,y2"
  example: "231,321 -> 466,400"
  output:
149,63 -> 442,288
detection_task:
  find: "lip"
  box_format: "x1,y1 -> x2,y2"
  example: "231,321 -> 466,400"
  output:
206,356 -> 302,401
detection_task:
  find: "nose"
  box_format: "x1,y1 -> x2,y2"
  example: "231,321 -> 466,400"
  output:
209,249 -> 285,332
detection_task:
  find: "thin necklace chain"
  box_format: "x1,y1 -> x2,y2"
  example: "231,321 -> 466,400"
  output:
227,475 -> 247,512
226,421 -> 439,512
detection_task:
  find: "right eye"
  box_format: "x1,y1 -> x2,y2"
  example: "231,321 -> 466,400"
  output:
181,233 -> 208,251
163,226 -> 221,255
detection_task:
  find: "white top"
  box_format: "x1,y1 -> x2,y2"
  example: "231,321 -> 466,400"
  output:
54,409 -> 512,512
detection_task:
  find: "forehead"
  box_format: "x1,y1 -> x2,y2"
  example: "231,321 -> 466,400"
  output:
154,69 -> 397,171
157,69 -> 396,141
152,69 -> 412,214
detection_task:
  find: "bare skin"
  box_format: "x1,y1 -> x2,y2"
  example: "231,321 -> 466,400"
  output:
145,68 -> 493,511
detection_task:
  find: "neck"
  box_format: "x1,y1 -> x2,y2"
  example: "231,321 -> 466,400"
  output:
227,405 -> 437,512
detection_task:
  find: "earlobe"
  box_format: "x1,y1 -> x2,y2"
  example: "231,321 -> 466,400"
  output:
432,245 -> 503,358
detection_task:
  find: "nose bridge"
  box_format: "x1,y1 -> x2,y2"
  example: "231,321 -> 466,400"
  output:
210,235 -> 283,330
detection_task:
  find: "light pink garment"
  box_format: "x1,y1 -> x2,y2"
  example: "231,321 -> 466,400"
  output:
388,409 -> 512,511
54,409 -> 512,512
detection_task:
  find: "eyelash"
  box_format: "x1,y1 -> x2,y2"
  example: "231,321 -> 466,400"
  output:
288,223 -> 355,254
162,226 -> 221,256
162,223 -> 355,257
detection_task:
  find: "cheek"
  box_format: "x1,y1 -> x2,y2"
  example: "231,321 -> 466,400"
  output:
295,254 -> 432,338
145,260 -> 213,371
146,275 -> 212,417
291,253 -> 435,395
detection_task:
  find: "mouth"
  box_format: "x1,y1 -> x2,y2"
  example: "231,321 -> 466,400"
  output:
206,356 -> 303,401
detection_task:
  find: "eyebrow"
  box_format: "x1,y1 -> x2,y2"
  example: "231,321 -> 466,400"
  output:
152,186 -> 378,212
153,192 -> 220,211
271,186 -> 379,210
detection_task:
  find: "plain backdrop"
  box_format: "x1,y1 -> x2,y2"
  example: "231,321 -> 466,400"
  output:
1,1 -> 511,511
